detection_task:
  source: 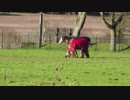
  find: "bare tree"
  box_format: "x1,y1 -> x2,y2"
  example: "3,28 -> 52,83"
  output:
100,12 -> 124,52
116,12 -> 130,36
72,12 -> 87,37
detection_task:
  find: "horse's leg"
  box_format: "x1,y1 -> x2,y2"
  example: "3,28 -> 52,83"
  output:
80,50 -> 84,58
65,50 -> 70,58
72,50 -> 78,58
84,48 -> 90,58
71,51 -> 75,58
69,50 -> 76,58
86,48 -> 90,58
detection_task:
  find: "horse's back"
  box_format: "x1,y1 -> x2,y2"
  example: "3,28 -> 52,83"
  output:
69,38 -> 89,50
71,36 -> 91,43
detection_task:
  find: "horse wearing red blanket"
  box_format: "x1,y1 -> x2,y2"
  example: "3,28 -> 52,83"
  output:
59,36 -> 90,58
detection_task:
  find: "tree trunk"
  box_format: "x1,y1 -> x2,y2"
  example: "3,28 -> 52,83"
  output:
72,12 -> 86,37
100,12 -> 124,52
110,28 -> 116,51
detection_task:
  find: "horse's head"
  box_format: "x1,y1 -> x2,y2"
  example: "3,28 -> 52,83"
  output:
58,36 -> 64,44
59,36 -> 71,44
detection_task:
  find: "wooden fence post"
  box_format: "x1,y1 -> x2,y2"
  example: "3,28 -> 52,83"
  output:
56,28 -> 59,43
38,12 -> 43,48
95,36 -> 97,52
69,28 -> 73,36
1,32 -> 3,49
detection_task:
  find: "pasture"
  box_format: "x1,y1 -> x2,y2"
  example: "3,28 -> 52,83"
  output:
0,43 -> 130,86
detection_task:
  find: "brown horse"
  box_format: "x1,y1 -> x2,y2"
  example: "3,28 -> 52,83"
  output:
59,36 -> 91,58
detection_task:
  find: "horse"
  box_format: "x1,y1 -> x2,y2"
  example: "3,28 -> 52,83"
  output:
59,36 -> 91,58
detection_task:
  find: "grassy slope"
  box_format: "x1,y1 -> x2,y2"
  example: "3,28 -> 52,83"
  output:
0,43 -> 130,86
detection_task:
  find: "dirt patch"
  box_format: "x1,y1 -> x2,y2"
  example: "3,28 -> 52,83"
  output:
0,13 -> 108,37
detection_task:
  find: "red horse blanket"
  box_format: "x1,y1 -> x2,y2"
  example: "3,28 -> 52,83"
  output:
68,38 -> 89,51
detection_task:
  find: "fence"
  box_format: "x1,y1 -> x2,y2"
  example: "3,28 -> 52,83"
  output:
90,36 -> 130,44
0,28 -> 130,49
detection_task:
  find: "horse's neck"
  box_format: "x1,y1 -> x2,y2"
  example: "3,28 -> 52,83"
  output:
67,37 -> 73,44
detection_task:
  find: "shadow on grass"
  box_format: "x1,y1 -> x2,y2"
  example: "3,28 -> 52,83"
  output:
42,44 -> 48,47
90,57 -> 130,59
90,43 -> 97,46
118,46 -> 130,51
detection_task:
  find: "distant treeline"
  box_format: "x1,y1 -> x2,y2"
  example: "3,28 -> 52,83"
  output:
41,12 -> 111,16
0,12 -> 110,16
44,12 -> 101,15
2,12 -> 130,16
0,12 -> 102,15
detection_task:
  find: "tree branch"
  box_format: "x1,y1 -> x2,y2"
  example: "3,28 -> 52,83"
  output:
100,12 -> 112,29
112,12 -> 115,25
114,13 -> 124,26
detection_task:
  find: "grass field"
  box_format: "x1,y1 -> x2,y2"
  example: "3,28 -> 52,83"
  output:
0,43 -> 130,86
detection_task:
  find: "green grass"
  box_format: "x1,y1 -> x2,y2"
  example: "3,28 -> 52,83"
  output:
0,43 -> 130,86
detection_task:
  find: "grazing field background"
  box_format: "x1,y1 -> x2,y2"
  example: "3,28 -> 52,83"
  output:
0,43 -> 130,86
0,12 -> 130,49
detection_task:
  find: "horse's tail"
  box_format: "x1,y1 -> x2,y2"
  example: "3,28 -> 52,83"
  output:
87,37 -> 91,46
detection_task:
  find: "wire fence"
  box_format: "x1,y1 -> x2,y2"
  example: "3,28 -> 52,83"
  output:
0,28 -> 130,49
90,36 -> 130,52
